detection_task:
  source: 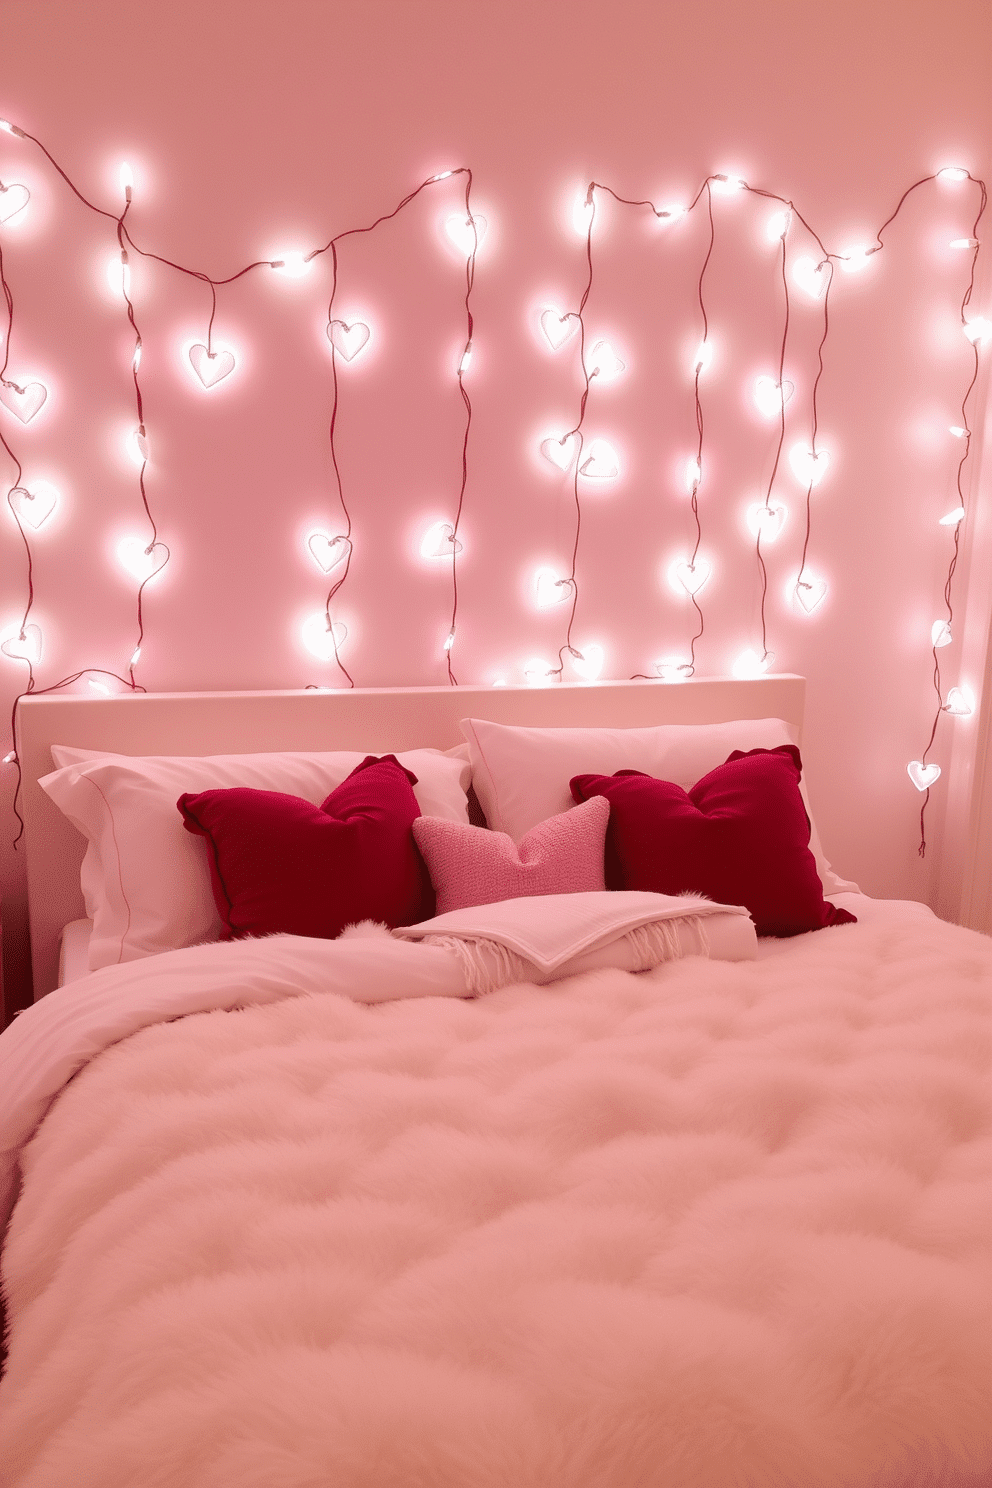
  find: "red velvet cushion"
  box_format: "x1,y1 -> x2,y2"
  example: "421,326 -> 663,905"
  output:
570,745 -> 856,937
178,754 -> 434,940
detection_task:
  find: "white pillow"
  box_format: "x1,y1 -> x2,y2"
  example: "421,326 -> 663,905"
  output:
40,746 -> 472,972
459,717 -> 857,898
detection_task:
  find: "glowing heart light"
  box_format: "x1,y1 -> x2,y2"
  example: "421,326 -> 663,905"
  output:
794,576 -> 828,614
127,427 -> 149,466
540,432 -> 579,472
307,532 -> 351,574
302,612 -> 348,661
9,481 -> 58,530
792,256 -> 829,299
188,344 -> 236,388
116,537 -> 168,584
569,644 -> 604,681
572,195 -> 594,236
963,317 -> 992,345
789,443 -> 830,487
838,246 -> 873,273
654,657 -> 692,682
746,501 -> 788,542
579,439 -> 620,480
523,657 -> 557,685
445,213 -> 487,255
766,208 -> 792,242
0,379 -> 48,423
733,648 -> 773,679
540,307 -> 579,350
534,567 -> 574,607
0,182 -> 30,225
684,457 -> 701,493
420,521 -> 463,559
587,340 -> 625,381
669,556 -> 712,597
753,375 -> 794,419
1,623 -> 42,665
931,620 -> 953,648
907,760 -> 941,791
327,320 -> 371,362
940,506 -> 966,526
944,686 -> 975,716
107,254 -> 131,299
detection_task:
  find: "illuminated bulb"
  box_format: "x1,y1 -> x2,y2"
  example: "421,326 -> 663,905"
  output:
578,438 -> 620,480
746,501 -> 788,542
420,521 -> 462,559
444,213 -> 487,255
188,344 -> 236,388
766,208 -> 792,242
950,237 -> 979,249
88,678 -> 111,696
132,342 -> 142,373
534,567 -> 573,607
711,174 -> 747,194
492,677 -> 507,687
659,203 -> 687,220
540,432 -> 579,471
949,425 -> 968,438
944,685 -> 975,716
667,555 -> 712,597
107,253 -> 131,298
307,532 -> 351,573
937,167 -> 969,182
458,342 -> 473,375
569,644 -> 604,681
907,760 -> 940,791
654,657 -> 692,682
127,427 -> 148,465
838,247 -> 873,273
0,622 -> 42,665
0,119 -> 26,135
684,457 -> 701,493
963,317 -> 992,344
523,657 -> 557,685
753,375 -> 794,418
733,648 -> 773,679
940,506 -> 966,526
119,161 -> 133,201
9,481 -> 59,530
793,576 -> 828,614
0,181 -> 30,225
932,620 -> 953,648
572,195 -> 595,235
0,377 -> 48,423
443,628 -> 456,653
2,751 -> 15,764
792,256 -> 830,299
272,251 -> 312,277
117,536 -> 165,583
129,646 -> 141,666
302,612 -> 348,661
430,170 -> 455,181
693,340 -> 713,375
586,340 -> 625,380
789,443 -> 830,487
540,306 -> 579,350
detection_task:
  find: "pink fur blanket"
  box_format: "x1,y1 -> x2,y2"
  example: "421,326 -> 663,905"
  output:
2,910 -> 992,1487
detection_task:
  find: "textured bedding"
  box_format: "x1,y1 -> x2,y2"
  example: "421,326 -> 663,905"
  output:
2,902 -> 992,1487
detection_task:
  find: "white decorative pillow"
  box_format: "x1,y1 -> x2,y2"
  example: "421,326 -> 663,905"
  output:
41,745 -> 472,972
459,716 -> 857,897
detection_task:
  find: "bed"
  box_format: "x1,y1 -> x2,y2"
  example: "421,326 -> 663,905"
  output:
1,676 -> 991,1488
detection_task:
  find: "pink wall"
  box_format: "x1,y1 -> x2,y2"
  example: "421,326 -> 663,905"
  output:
2,0 -> 991,1007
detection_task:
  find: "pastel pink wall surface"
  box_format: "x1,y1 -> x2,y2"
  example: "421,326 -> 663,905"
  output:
1,0 -> 991,1009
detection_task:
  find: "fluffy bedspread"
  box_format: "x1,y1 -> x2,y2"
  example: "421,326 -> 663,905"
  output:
3,910 -> 992,1488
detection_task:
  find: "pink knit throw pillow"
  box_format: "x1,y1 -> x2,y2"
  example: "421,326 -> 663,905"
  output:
412,795 -> 609,913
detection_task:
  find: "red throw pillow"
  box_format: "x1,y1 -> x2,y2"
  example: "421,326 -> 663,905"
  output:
570,745 -> 856,937
178,755 -> 434,940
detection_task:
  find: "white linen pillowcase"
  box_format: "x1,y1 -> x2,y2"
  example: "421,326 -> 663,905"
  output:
459,716 -> 858,898
41,745 -> 472,972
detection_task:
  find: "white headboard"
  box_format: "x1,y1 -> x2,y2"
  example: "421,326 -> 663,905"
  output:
15,674 -> 805,997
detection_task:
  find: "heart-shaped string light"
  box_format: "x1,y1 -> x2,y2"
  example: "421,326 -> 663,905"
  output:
753,375 -> 795,419
789,443 -> 830,486
907,760 -> 941,791
794,576 -> 828,614
792,256 -> 829,299
420,520 -> 463,559
307,532 -> 351,574
188,344 -> 236,388
654,657 -> 693,682
0,181 -> 30,225
568,643 -> 604,681
0,379 -> 48,423
943,686 -> 975,716
534,567 -> 574,607
684,457 -> 701,494
572,196 -> 594,235
586,340 -> 625,381
578,439 -> 620,480
9,481 -> 59,530
127,427 -> 149,466
327,320 -> 371,362
733,648 -> 774,678
540,432 -> 579,472
931,620 -> 952,648
116,536 -> 168,583
445,213 -> 487,255
302,612 -> 348,661
746,501 -> 788,542
0,623 -> 42,665
963,317 -> 992,344
766,208 -> 792,242
669,556 -> 712,597
540,307 -> 579,350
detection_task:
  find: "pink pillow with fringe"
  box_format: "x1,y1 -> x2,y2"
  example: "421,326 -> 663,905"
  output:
412,796 -> 610,914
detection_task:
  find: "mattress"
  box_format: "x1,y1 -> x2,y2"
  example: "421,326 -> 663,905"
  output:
4,895 -> 992,1488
